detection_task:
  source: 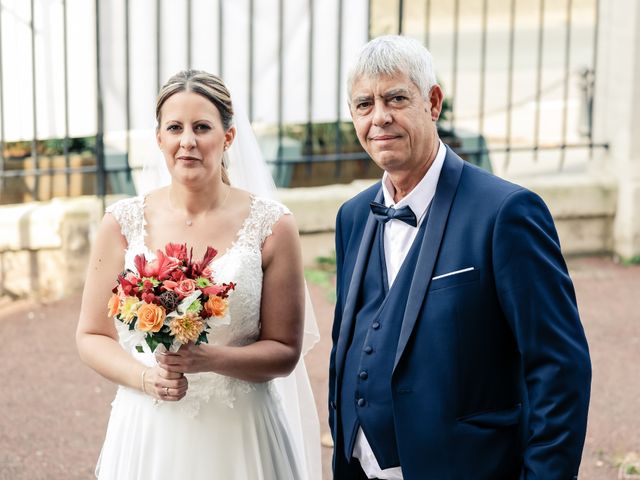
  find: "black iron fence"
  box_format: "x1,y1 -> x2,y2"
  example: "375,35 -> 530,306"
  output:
0,0 -> 607,205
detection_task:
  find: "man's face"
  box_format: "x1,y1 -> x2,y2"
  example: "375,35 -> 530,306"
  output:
349,72 -> 443,176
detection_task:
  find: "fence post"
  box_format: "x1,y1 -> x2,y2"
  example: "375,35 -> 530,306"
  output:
592,0 -> 640,260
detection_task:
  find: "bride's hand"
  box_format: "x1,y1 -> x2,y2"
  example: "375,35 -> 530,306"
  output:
143,365 -> 189,401
155,343 -> 212,375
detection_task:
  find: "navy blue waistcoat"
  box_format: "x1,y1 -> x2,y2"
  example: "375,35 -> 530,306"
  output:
340,216 -> 428,469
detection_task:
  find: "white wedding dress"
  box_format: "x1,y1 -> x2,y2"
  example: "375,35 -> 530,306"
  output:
97,194 -> 305,480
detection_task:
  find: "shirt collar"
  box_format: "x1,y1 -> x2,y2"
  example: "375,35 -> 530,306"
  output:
381,140 -> 447,224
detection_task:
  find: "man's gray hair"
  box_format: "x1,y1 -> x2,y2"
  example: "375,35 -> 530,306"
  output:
347,35 -> 438,103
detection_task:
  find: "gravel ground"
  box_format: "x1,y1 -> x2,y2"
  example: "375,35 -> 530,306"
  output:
0,255 -> 638,480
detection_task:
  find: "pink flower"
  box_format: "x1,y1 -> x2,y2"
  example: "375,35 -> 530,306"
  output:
192,246 -> 218,277
165,243 -> 188,261
154,249 -> 181,281
201,266 -> 213,279
134,254 -> 157,278
202,282 -> 235,298
174,279 -> 197,298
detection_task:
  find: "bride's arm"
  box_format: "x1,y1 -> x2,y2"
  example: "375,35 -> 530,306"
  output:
75,214 -> 187,400
157,213 -> 305,383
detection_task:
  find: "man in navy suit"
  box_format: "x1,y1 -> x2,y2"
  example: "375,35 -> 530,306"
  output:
329,35 -> 591,480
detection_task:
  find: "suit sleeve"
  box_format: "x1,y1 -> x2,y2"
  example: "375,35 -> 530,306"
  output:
329,205 -> 345,437
492,189 -> 591,479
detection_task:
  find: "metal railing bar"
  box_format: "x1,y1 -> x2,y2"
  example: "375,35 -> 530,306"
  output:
258,141 -> 609,166
29,0 -> 39,200
589,0 -> 600,161
0,166 -> 130,178
367,0 -> 372,41
452,141 -> 608,156
450,0 -> 460,130
305,0 -> 315,175
503,0 -> 517,172
276,0 -> 284,160
334,0 -> 344,179
95,0 -> 106,199
62,0 -> 71,195
125,0 -> 131,178
533,0 -> 545,163
156,0 -> 161,92
186,0 -> 192,69
478,0 -> 488,138
424,0 -> 431,49
218,0 -> 224,77
0,139 -> 609,178
398,0 -> 404,35
248,0 -> 255,121
559,0 -> 573,169
0,3 -> 5,177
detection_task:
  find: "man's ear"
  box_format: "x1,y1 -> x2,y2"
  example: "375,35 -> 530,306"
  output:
428,85 -> 444,122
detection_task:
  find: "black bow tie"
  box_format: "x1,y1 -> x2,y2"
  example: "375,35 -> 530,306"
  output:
370,201 -> 417,227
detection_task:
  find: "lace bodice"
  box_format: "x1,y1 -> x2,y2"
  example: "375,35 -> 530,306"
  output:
106,194 -> 291,415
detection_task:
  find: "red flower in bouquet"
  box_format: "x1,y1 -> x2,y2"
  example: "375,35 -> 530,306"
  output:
108,243 -> 235,352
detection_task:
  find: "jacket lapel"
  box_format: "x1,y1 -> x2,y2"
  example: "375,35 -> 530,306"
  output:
334,187 -> 384,379
393,149 -> 464,371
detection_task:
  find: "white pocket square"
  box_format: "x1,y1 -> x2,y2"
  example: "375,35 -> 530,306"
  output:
432,267 -> 475,281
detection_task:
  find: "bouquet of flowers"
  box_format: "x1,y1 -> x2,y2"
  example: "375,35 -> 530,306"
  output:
107,242 -> 235,353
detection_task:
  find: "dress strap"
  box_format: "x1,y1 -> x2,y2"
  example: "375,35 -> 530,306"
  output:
234,196 -> 291,251
105,196 -> 146,250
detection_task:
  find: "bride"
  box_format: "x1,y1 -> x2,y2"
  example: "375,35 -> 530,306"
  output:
76,70 -> 321,479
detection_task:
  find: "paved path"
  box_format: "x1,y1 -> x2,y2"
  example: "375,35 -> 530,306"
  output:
0,256 -> 638,479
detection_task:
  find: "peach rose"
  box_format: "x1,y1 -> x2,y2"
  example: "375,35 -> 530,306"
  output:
204,296 -> 227,318
136,302 -> 166,332
107,293 -> 120,317
174,279 -> 197,298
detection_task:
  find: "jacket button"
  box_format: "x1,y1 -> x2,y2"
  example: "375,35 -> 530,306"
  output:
363,345 -> 373,354
359,371 -> 368,380
357,398 -> 366,407
371,322 -> 380,330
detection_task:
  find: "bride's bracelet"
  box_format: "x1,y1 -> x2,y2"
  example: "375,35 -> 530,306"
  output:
141,368 -> 149,395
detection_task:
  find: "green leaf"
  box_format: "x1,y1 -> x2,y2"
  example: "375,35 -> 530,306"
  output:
187,299 -> 203,314
195,277 -> 211,288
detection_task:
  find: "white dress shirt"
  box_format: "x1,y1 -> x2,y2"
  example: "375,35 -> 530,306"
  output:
352,140 -> 446,479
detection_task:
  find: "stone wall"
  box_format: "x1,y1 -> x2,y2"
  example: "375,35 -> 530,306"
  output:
0,175 -> 617,301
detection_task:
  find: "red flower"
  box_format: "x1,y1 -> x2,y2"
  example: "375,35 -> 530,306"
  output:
165,243 -> 188,261
192,246 -> 218,277
170,269 -> 186,282
154,249 -> 181,281
134,254 -> 157,278
142,291 -> 156,304
117,272 -> 139,296
202,282 -> 235,298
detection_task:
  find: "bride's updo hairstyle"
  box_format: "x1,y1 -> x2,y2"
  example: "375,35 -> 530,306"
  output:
156,69 -> 234,185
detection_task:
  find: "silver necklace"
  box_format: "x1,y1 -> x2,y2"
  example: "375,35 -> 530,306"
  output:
171,187 -> 231,227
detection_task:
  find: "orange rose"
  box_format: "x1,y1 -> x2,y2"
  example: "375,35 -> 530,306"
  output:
204,296 -> 227,317
107,293 -> 120,317
136,302 -> 166,332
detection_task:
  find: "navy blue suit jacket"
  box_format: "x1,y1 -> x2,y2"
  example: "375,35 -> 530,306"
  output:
329,148 -> 591,479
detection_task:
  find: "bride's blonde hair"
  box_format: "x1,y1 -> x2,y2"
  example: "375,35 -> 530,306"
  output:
155,69 -> 234,185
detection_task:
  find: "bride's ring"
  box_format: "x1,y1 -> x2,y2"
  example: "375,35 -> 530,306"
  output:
165,387 -> 169,396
